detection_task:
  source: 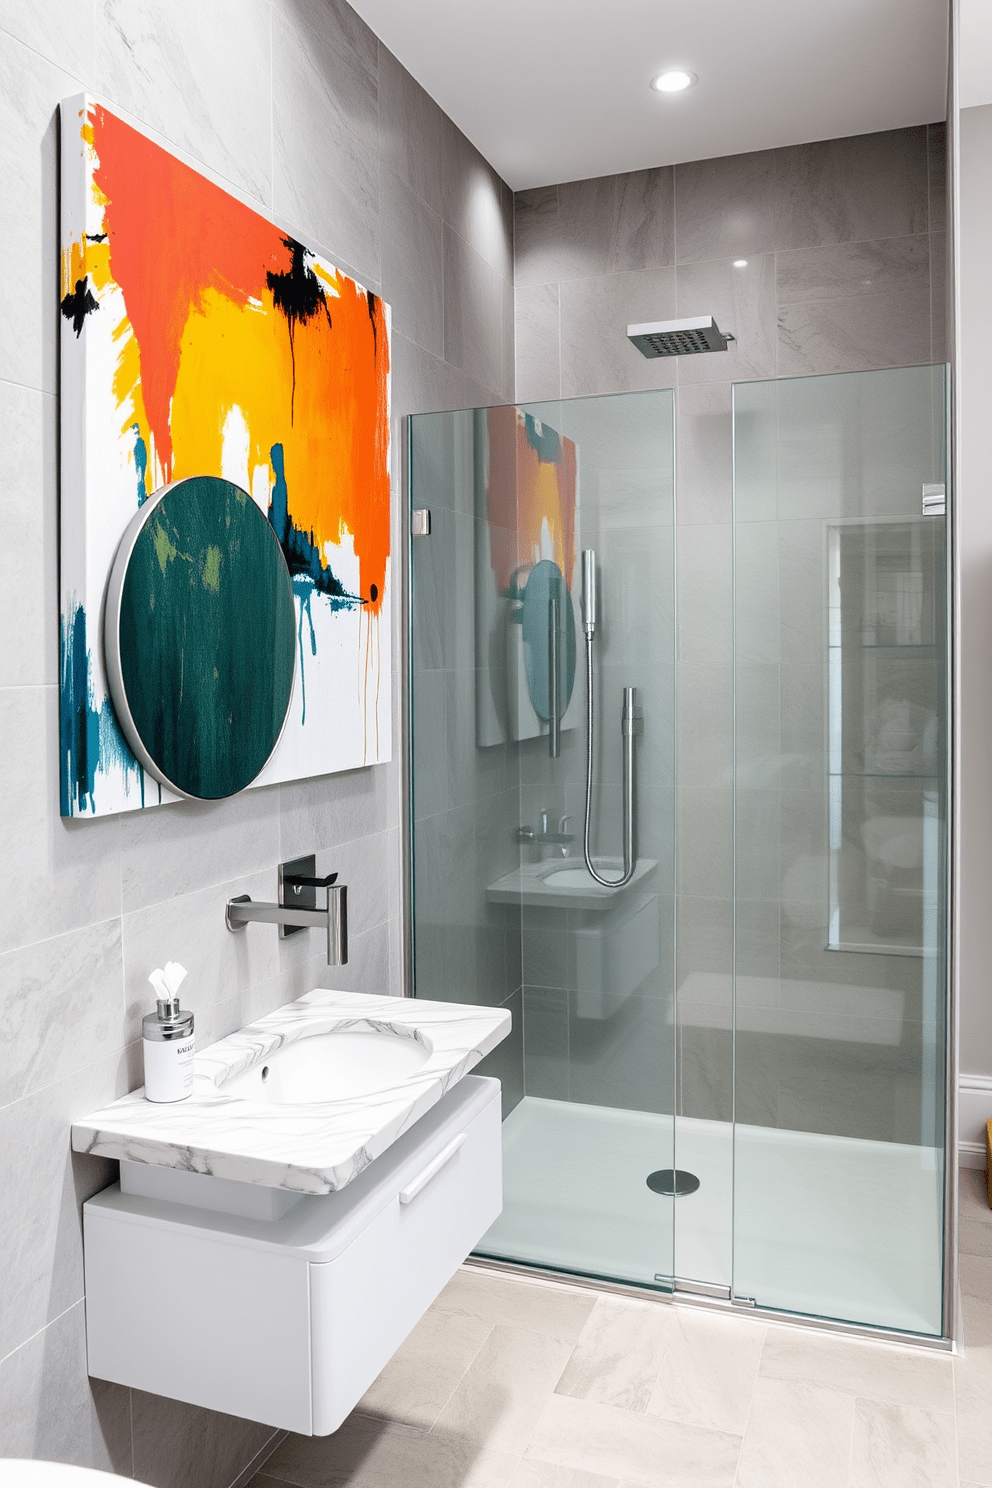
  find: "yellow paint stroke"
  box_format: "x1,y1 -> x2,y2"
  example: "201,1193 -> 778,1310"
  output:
152,520 -> 178,573
201,545 -> 221,592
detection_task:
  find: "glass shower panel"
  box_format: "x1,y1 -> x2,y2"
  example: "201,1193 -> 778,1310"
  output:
732,366 -> 949,1335
410,390 -> 678,1292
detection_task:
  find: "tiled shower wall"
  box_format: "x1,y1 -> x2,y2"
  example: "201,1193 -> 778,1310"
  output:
512,124 -> 947,1131
0,1 -> 511,1482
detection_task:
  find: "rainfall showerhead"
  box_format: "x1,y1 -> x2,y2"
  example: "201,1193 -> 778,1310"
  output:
627,315 -> 735,358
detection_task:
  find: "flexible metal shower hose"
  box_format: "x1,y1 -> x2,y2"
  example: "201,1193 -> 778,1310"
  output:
582,635 -> 637,888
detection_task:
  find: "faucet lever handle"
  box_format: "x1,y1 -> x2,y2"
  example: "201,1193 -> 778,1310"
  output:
283,871 -> 338,894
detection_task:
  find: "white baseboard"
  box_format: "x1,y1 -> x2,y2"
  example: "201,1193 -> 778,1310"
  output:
959,1074 -> 992,1166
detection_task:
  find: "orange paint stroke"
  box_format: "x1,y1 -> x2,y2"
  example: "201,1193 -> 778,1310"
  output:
84,104 -> 390,612
486,407 -> 576,593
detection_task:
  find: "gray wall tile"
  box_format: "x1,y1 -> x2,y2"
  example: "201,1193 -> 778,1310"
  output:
777,286 -> 932,376
514,185 -> 561,288
675,382 -> 732,524
0,0 -> 96,76
774,127 -> 929,250
378,42 -> 444,215
0,1053 -> 127,1357
559,267 -> 678,396
0,687 -> 122,955
272,7 -> 380,279
676,254 -> 777,383
612,166 -> 675,270
94,0 -> 273,206
0,919 -> 124,1107
382,169 -> 444,356
441,119 -> 513,282
0,40 -> 73,395
0,382 -> 57,686
776,234 -> 930,304
515,282 -> 561,402
443,225 -> 503,391
674,147 -> 778,263
0,1302 -> 132,1475
927,121 -> 947,233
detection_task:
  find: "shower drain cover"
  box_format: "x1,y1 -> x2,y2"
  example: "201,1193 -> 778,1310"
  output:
647,1169 -> 700,1196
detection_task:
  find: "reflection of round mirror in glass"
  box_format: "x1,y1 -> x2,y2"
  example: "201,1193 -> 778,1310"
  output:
104,475 -> 297,800
520,558 -> 576,723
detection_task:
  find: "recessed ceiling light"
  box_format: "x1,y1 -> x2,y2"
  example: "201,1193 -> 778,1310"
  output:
650,70 -> 698,93
733,259 -> 748,268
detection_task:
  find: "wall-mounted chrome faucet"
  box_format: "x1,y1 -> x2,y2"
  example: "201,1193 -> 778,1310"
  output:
226,854 -> 348,965
516,810 -> 574,857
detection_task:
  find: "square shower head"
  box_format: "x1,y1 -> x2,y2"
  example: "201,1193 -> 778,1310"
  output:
627,315 -> 735,358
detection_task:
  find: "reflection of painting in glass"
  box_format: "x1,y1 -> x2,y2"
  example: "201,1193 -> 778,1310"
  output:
476,408 -> 578,746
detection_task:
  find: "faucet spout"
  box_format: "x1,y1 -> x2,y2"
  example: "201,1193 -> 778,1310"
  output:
226,883 -> 348,965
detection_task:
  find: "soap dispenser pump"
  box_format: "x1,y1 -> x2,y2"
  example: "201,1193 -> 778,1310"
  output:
142,963 -> 194,1103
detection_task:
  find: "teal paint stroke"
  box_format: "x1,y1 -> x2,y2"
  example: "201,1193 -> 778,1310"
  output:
118,476 -> 296,799
59,596 -> 144,816
132,423 -> 148,505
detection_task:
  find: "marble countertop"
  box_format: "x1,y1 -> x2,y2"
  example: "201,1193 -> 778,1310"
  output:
71,989 -> 510,1195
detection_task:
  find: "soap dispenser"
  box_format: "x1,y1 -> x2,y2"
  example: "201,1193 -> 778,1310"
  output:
142,962 -> 194,1103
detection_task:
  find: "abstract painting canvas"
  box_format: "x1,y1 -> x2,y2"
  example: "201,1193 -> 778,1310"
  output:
59,95 -> 391,817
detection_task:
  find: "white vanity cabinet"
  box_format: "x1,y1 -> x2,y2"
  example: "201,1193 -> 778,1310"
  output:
82,1075 -> 502,1435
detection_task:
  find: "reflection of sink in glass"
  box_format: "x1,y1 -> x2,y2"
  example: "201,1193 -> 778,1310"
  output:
543,866 -> 623,889
221,1029 -> 431,1105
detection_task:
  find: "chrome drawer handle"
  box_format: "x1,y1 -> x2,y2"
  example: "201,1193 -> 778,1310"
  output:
398,1133 -> 467,1204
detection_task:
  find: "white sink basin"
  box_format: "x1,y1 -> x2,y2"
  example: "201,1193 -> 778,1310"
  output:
541,866 -> 626,888
221,1027 -> 431,1104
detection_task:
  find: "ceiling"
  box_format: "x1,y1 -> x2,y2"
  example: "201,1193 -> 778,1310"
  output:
350,0 -> 949,190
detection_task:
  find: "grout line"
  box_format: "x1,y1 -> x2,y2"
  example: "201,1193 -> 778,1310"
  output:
0,1299 -> 82,1371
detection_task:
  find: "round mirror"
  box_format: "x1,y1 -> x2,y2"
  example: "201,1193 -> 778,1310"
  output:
104,475 -> 297,800
520,559 -> 576,723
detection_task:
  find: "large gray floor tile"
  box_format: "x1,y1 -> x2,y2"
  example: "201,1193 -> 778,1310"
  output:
646,1307 -> 764,1435
437,1266 -> 596,1343
955,1342 -> 992,1486
555,1295 -> 672,1413
264,1413 -> 517,1488
758,1326 -> 955,1414
526,1392 -> 740,1488
848,1398 -> 956,1487
431,1323 -> 572,1456
357,1305 -> 493,1429
509,1462 -> 619,1488
736,1375 -> 852,1488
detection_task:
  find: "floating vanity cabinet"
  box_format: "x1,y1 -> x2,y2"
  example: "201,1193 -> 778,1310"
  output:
82,1075 -> 501,1435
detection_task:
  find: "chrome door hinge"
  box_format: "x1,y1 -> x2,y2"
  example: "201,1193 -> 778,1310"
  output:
732,1294 -> 757,1308
412,508 -> 431,536
922,484 -> 945,516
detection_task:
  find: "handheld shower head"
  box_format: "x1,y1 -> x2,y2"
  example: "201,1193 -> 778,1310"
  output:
627,315 -> 734,358
582,549 -> 597,640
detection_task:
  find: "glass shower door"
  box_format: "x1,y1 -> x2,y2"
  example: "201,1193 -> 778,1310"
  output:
731,365 -> 949,1335
409,389 -> 679,1292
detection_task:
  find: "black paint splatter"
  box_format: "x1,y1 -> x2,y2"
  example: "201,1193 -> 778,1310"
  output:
266,238 -> 332,421
85,232 -> 107,243
60,276 -> 99,337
